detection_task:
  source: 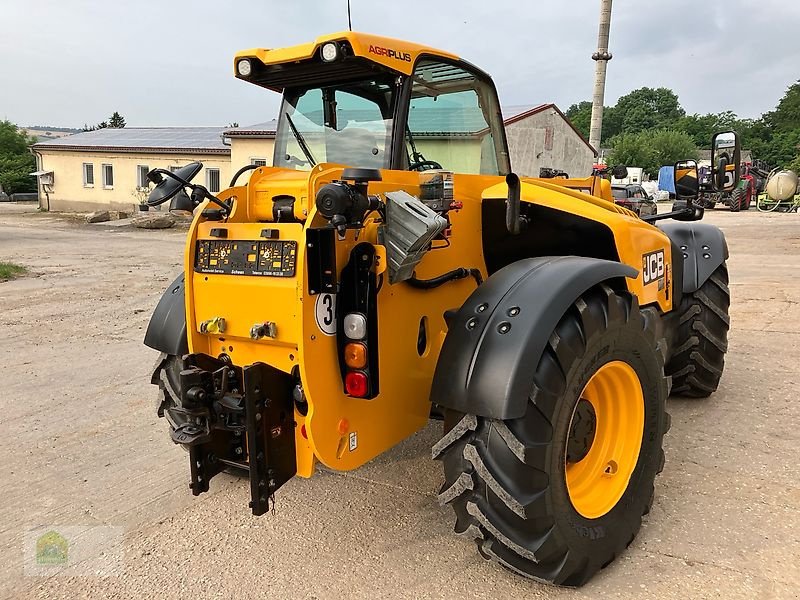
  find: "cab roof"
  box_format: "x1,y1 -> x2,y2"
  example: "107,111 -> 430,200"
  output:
234,31 -> 461,91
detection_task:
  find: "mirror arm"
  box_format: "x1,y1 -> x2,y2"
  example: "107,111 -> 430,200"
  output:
152,168 -> 194,189
641,208 -> 693,223
150,169 -> 231,215
192,185 -> 231,214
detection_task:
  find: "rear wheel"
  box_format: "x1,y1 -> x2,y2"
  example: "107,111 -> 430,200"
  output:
666,264 -> 730,397
434,285 -> 670,586
729,188 -> 744,212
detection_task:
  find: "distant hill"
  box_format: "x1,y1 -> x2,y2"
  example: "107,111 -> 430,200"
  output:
21,126 -> 81,141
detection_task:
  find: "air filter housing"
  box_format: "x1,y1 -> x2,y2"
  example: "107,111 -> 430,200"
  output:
381,190 -> 448,284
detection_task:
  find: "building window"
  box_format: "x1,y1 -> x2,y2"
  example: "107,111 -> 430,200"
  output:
83,163 -> 94,187
251,158 -> 268,167
206,168 -> 221,193
136,165 -> 150,188
102,164 -> 114,189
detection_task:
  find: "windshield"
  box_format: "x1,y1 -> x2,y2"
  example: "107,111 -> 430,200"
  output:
274,76 -> 397,170
611,187 -> 628,199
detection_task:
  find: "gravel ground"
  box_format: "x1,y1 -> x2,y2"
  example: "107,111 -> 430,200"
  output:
1,203 -> 798,599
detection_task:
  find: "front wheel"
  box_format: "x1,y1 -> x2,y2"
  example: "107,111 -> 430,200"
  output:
151,353 -> 187,432
150,353 -> 247,474
434,285 -> 670,586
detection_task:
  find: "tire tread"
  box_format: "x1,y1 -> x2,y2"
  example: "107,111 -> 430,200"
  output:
666,263 -> 730,397
436,286 -> 670,586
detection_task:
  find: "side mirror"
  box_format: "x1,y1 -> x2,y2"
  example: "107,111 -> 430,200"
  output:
674,159 -> 700,202
710,131 -> 740,192
147,162 -> 203,206
169,190 -> 195,215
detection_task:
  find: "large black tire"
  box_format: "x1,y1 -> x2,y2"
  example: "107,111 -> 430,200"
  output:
729,188 -> 744,212
434,285 -> 670,586
150,353 -> 248,474
666,264 -> 730,397
150,352 -> 186,431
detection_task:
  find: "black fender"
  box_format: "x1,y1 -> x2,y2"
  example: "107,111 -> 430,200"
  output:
431,256 -> 637,420
143,273 -> 188,356
658,222 -> 728,293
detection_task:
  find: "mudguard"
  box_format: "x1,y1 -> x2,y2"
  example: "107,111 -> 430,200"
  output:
659,222 -> 728,293
431,256 -> 637,420
143,273 -> 188,356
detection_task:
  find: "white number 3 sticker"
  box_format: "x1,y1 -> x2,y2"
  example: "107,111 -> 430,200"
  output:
315,293 -> 336,335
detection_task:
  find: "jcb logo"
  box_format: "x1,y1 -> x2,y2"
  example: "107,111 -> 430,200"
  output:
642,250 -> 665,285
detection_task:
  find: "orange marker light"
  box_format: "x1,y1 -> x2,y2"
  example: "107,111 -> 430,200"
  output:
344,342 -> 368,369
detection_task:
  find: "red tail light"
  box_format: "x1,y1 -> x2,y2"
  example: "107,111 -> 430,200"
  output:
345,371 -> 369,397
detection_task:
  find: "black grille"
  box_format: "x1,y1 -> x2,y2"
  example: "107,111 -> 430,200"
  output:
245,55 -> 395,92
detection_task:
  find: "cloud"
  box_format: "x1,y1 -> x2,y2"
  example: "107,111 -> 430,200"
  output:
2,0 -> 798,126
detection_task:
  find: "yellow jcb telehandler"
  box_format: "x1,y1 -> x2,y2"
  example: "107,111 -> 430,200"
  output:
144,32 -> 738,586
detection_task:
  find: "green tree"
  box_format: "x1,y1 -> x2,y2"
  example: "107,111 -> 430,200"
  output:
601,105 -> 622,142
564,101 -> 621,146
607,129 -> 698,176
765,81 -> 800,131
614,87 -> 686,135
758,129 -> 800,168
676,112 -> 739,148
108,111 -> 126,128
0,120 -> 37,194
565,101 -> 592,139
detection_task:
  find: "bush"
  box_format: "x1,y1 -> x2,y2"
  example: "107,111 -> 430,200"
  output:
607,129 -> 699,176
0,121 -> 37,194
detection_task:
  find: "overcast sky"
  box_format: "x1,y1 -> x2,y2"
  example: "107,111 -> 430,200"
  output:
3,0 -> 798,129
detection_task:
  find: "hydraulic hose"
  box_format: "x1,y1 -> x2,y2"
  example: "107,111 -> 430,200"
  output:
406,268 -> 483,289
229,164 -> 260,187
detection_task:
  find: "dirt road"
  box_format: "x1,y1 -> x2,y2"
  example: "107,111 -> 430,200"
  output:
1,204 -> 798,599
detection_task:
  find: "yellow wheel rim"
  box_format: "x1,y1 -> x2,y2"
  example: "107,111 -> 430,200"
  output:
565,360 -> 644,519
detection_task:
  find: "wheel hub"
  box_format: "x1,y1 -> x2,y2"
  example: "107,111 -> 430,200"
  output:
565,361 -> 645,519
566,399 -> 596,463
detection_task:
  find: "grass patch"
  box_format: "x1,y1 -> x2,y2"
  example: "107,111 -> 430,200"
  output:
0,262 -> 28,281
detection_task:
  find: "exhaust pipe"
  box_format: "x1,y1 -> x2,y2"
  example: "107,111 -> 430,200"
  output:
506,172 -> 521,235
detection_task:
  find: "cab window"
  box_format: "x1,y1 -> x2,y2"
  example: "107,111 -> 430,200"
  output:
405,60 -> 507,175
274,77 -> 395,170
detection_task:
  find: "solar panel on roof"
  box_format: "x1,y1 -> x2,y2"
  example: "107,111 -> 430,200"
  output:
33,127 -> 229,150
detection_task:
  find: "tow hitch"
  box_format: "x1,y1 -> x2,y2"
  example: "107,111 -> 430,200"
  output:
167,354 -> 296,516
